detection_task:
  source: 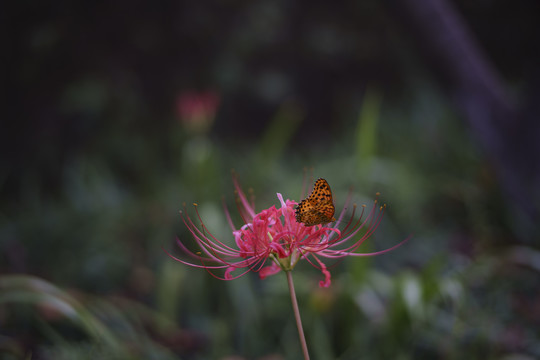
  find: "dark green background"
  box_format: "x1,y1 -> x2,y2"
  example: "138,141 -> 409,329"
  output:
2,0 -> 539,359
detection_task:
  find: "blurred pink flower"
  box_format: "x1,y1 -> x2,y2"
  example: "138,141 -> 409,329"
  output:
166,177 -> 407,287
176,91 -> 220,134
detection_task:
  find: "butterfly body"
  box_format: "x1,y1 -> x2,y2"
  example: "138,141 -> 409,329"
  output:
295,178 -> 336,226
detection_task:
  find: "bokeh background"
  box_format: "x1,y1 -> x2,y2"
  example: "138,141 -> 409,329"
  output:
2,0 -> 540,359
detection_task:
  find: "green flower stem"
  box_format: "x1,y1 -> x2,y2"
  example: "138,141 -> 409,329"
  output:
286,271 -> 310,360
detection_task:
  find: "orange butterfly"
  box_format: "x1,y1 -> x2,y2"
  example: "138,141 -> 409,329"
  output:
295,178 -> 336,226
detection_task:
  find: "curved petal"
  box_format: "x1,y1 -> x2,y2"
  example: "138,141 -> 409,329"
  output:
259,263 -> 282,279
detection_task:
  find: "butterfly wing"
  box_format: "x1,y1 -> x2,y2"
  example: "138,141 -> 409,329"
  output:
295,178 -> 336,226
295,198 -> 314,224
314,200 -> 336,223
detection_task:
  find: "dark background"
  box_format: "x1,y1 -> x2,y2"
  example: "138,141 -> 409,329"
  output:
1,0 -> 539,359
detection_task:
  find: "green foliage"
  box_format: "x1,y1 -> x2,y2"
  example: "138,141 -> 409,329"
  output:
355,88 -> 381,164
2,87 -> 537,358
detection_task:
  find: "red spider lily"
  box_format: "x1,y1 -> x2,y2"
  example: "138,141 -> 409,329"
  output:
166,177 -> 407,287
176,91 -> 220,134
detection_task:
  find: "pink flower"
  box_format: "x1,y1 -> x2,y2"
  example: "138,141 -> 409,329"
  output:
176,91 -> 220,134
166,177 -> 407,287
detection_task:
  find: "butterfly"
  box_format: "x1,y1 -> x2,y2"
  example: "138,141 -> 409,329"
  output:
295,178 -> 336,226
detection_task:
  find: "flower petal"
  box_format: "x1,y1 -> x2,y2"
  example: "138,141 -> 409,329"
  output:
259,263 -> 282,279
